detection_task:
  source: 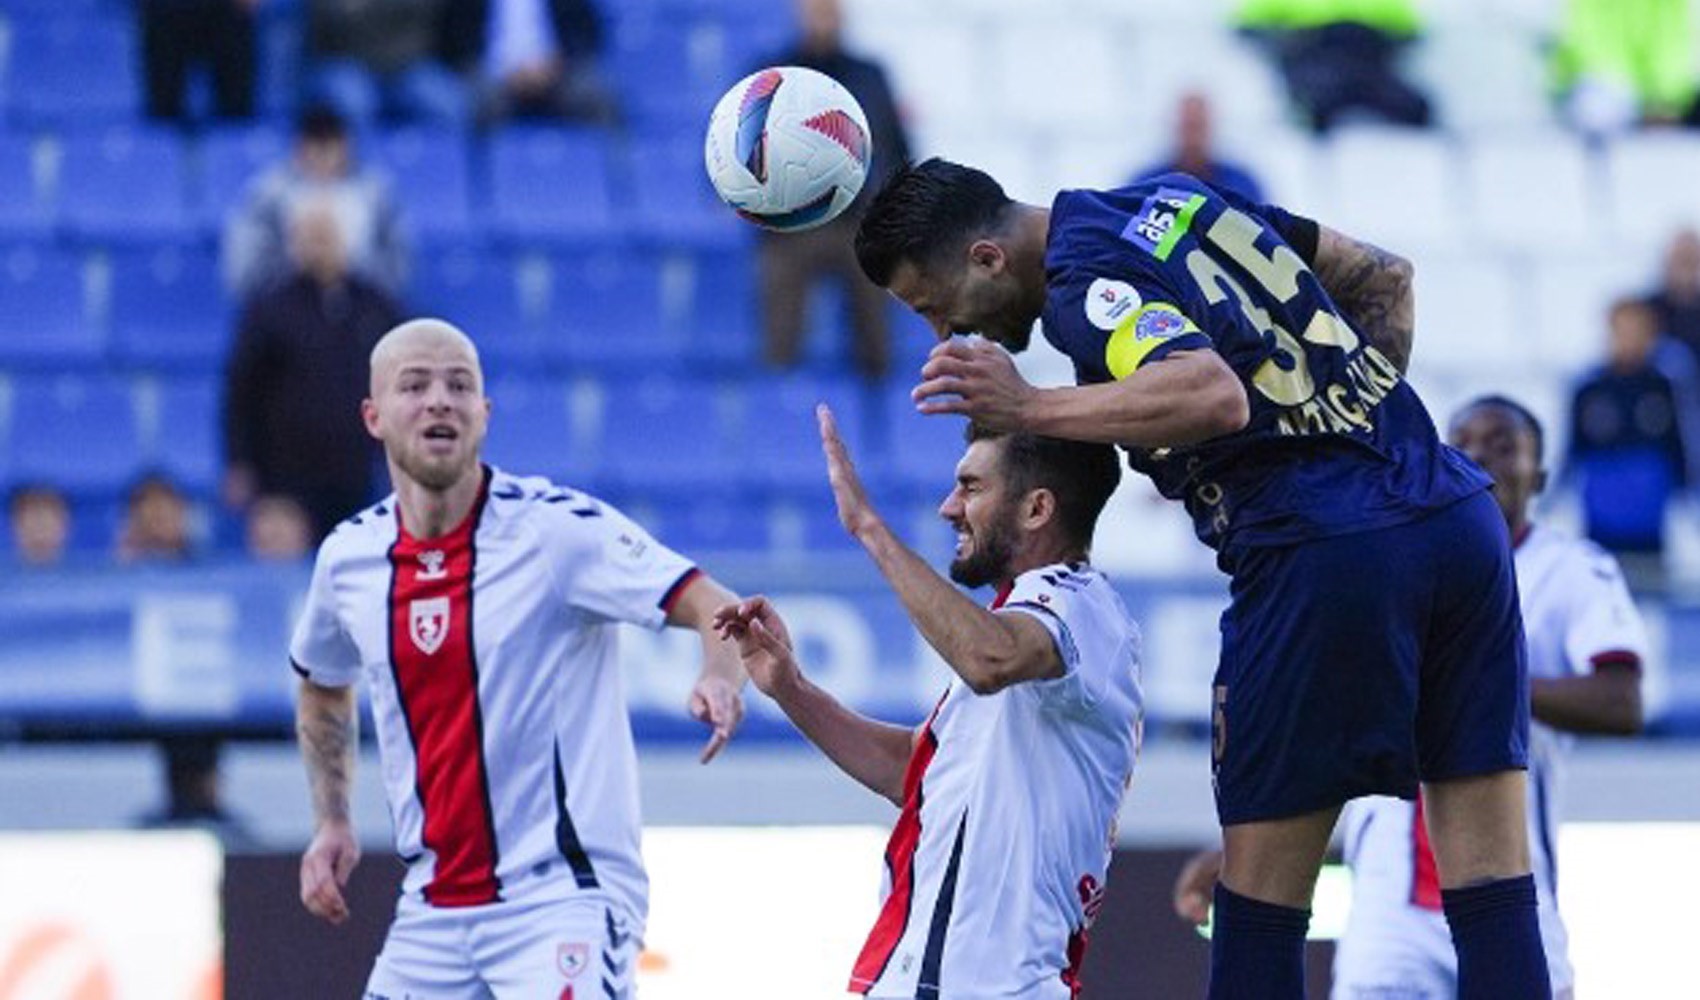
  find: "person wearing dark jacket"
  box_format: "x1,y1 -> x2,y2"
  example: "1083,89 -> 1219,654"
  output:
757,0 -> 912,379
223,198 -> 404,541
438,0 -> 617,125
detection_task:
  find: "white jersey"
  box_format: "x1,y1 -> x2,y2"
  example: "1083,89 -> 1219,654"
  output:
1337,524 -> 1646,997
850,563 -> 1144,999
289,467 -> 699,935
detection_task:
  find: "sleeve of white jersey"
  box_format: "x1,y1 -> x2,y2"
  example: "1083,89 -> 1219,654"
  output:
1561,546 -> 1649,674
996,567 -> 1136,715
548,501 -> 700,631
289,547 -> 363,688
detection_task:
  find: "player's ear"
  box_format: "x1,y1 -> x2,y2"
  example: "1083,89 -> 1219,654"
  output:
1022,487 -> 1056,532
967,239 -> 1004,274
361,398 -> 382,440
1532,467 -> 1549,496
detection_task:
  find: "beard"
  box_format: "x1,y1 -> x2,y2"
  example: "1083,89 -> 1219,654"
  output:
948,506 -> 1019,589
393,444 -> 476,491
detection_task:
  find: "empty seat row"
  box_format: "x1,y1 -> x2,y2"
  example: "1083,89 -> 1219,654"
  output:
0,122 -> 748,249
0,369 -> 971,502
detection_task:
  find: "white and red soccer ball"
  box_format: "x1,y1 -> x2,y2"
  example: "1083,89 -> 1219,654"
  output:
704,66 -> 872,233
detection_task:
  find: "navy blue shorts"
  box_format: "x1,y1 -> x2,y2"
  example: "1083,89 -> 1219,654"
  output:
1210,490 -> 1530,825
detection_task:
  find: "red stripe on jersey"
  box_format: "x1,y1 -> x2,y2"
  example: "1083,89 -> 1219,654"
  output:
1410,796 -> 1443,911
388,481 -> 500,908
659,567 -> 703,615
849,691 -> 949,993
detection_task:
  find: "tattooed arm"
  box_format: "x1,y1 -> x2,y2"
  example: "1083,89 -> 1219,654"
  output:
1312,226 -> 1416,374
297,679 -> 361,924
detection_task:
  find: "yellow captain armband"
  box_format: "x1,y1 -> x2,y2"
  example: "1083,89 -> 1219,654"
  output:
1104,302 -> 1200,379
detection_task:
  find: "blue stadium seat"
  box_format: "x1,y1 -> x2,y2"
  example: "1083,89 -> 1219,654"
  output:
409,249 -> 539,373
4,374 -> 142,495
486,127 -> 616,245
683,247 -> 760,367
879,380 -> 969,497
109,248 -> 233,371
197,123 -> 291,231
482,377 -> 585,483
58,126 -> 196,244
0,247 -> 99,367
368,127 -> 477,246
148,376 -> 222,494
2,17 -> 140,124
626,132 -> 746,249
0,132 -> 53,239
736,374 -> 870,492
595,375 -> 732,491
544,249 -> 671,368
649,494 -> 772,555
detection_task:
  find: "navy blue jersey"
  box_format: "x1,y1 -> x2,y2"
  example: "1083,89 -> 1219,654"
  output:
1040,174 -> 1489,549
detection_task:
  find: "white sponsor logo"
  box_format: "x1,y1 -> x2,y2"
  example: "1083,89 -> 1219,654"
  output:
1084,278 -> 1141,331
410,597 -> 450,655
417,550 -> 446,580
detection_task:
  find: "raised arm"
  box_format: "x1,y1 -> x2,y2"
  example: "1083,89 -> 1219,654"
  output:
1311,225 -> 1417,375
820,406 -> 1065,694
915,337 -> 1250,451
664,572 -> 748,763
714,596 -> 916,806
296,678 -> 360,924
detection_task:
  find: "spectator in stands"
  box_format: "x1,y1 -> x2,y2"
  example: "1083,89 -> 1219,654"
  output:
117,473 -> 196,563
756,0 -> 912,379
438,0 -> 618,126
304,0 -> 471,128
1552,0 -> 1699,136
223,105 -> 409,301
246,494 -> 315,560
7,484 -> 71,567
116,473 -> 256,845
1566,298 -> 1688,590
1130,92 -> 1265,203
139,0 -> 258,122
224,198 -> 404,542
1648,228 -> 1700,364
1235,0 -> 1432,132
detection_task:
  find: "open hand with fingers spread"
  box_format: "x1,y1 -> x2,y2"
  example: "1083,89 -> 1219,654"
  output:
913,336 -> 1039,431
712,597 -> 800,698
817,403 -> 884,540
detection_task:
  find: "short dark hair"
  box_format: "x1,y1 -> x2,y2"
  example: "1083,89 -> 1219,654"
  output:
296,104 -> 349,143
967,424 -> 1121,552
7,482 -> 66,516
1456,394 -> 1545,462
855,159 -> 1014,287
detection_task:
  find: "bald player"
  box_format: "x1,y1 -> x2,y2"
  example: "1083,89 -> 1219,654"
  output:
291,319 -> 747,998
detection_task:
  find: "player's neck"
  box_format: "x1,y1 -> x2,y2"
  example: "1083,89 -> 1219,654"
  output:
392,465 -> 484,540
1011,205 -> 1052,314
1002,537 -> 1087,585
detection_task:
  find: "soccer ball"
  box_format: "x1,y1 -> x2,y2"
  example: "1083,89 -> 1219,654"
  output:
704,66 -> 872,233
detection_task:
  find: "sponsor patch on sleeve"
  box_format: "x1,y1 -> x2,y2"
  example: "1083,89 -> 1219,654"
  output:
1120,187 -> 1206,261
1105,302 -> 1199,378
1083,278 -> 1142,331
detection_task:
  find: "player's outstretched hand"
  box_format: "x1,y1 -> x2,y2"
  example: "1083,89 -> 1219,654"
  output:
818,403 -> 881,539
913,337 -> 1038,432
712,596 -> 801,699
1172,847 -> 1224,926
688,671 -> 744,764
300,819 -> 361,925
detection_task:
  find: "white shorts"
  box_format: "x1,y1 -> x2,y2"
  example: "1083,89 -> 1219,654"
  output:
365,892 -> 639,1000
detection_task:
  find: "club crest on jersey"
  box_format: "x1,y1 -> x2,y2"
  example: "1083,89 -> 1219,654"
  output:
556,942 -> 588,979
1084,278 -> 1142,331
417,549 -> 446,580
410,597 -> 450,655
